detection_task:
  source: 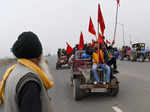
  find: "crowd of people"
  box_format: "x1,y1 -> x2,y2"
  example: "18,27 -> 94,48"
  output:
57,36 -> 119,85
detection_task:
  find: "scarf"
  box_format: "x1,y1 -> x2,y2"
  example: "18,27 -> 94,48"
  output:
0,58 -> 54,104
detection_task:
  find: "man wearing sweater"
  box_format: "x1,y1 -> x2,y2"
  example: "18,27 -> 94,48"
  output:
0,32 -> 54,112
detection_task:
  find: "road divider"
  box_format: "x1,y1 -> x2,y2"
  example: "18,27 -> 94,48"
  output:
0,58 -> 16,67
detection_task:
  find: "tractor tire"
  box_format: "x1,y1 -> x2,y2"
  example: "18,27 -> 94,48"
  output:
73,79 -> 82,101
139,55 -> 145,62
108,77 -> 119,97
56,63 -> 61,70
56,64 -> 59,70
120,57 -> 124,61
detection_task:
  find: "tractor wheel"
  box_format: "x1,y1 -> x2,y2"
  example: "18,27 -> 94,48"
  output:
73,79 -> 83,101
120,56 -> 124,61
108,77 -> 119,97
56,63 -> 61,70
139,55 -> 145,62
56,64 -> 59,70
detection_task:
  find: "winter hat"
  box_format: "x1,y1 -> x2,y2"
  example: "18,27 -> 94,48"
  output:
12,31 -> 43,59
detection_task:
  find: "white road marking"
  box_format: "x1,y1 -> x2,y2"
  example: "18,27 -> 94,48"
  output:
112,106 -> 123,112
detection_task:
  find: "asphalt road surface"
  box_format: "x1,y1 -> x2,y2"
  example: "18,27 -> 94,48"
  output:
0,56 -> 150,112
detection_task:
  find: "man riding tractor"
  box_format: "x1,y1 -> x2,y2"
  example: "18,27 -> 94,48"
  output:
92,42 -> 111,85
71,41 -> 119,100
102,36 -> 119,74
56,48 -> 72,69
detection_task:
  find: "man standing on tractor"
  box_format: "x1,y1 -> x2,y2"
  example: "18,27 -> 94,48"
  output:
92,42 -> 111,85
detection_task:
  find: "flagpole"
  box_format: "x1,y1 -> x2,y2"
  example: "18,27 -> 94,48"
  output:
129,34 -> 132,45
97,20 -> 100,64
113,2 -> 119,42
95,35 -> 97,40
97,3 -> 111,64
122,24 -> 125,46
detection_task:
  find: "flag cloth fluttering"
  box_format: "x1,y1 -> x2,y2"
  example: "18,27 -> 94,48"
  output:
66,42 -> 73,54
117,0 -> 120,5
91,39 -> 95,47
78,32 -> 84,50
88,17 -> 96,35
98,4 -> 105,36
106,40 -> 111,44
98,33 -> 104,44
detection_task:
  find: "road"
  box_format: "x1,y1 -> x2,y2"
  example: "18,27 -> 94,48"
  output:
0,56 -> 150,112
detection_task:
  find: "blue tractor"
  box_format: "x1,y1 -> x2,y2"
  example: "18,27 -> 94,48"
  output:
130,43 -> 150,62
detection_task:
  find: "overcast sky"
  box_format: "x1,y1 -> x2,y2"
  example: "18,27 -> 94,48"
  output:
0,0 -> 150,58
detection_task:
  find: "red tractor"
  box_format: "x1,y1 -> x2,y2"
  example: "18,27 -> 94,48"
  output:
71,50 -> 119,100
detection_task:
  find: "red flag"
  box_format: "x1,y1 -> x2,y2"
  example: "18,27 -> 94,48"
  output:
117,0 -> 120,5
92,39 -> 95,43
106,40 -> 111,44
98,4 -> 105,35
78,32 -> 84,50
88,17 -> 96,35
66,42 -> 73,54
91,39 -> 95,47
98,33 -> 104,44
